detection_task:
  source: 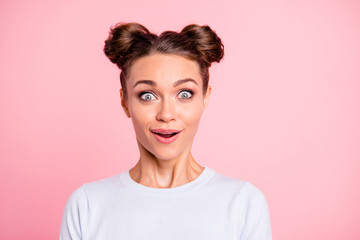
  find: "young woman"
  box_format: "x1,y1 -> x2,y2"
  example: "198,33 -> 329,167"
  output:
60,22 -> 272,240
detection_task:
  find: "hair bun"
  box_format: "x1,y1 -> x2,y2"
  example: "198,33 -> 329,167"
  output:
181,24 -> 224,66
104,22 -> 153,69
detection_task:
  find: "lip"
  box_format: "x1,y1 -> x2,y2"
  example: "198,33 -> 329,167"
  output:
150,128 -> 182,144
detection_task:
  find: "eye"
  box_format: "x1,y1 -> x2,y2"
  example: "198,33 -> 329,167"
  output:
139,92 -> 156,101
178,90 -> 193,100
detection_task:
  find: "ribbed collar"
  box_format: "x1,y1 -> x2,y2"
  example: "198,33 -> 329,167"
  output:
120,166 -> 215,196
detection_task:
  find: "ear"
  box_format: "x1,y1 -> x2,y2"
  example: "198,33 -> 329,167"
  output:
203,85 -> 212,109
120,89 -> 131,118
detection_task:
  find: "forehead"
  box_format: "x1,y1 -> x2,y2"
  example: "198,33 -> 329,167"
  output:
127,53 -> 202,85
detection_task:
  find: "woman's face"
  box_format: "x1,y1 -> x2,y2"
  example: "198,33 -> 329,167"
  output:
120,53 -> 211,161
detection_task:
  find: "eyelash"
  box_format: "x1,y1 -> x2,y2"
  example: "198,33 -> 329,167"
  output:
178,89 -> 194,100
138,89 -> 194,101
138,91 -> 156,101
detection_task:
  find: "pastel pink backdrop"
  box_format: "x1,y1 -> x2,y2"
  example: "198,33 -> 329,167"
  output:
1,0 -> 359,239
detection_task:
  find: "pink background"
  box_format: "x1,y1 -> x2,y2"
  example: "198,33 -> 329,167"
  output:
1,0 -> 359,239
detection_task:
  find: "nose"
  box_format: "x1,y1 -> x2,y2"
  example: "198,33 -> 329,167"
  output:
156,97 -> 176,122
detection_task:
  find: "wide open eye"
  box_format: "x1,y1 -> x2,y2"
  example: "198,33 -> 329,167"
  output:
178,90 -> 193,100
139,92 -> 156,101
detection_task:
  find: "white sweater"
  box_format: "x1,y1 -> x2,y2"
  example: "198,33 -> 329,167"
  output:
60,166 -> 272,240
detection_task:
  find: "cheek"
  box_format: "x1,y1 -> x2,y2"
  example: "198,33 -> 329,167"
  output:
128,103 -> 154,132
180,101 -> 204,126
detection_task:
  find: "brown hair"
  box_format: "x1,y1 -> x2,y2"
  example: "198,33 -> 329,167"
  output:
103,22 -> 224,98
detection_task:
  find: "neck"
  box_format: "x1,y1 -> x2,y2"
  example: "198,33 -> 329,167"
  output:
129,142 -> 204,188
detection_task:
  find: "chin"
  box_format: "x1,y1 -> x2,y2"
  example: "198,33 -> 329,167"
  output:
139,144 -> 185,161
136,136 -> 192,161
150,148 -> 184,161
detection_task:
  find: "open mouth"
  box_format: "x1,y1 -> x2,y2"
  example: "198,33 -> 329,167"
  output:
150,129 -> 182,144
151,130 -> 180,138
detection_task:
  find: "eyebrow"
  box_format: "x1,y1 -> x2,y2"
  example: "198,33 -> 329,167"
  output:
133,78 -> 198,88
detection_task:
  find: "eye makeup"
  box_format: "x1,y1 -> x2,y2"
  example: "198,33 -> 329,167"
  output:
177,88 -> 194,100
136,88 -> 196,102
138,91 -> 157,102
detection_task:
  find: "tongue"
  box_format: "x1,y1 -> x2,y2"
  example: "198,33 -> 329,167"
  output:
157,133 -> 175,138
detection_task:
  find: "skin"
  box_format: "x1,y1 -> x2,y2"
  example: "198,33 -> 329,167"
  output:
120,53 -> 211,188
